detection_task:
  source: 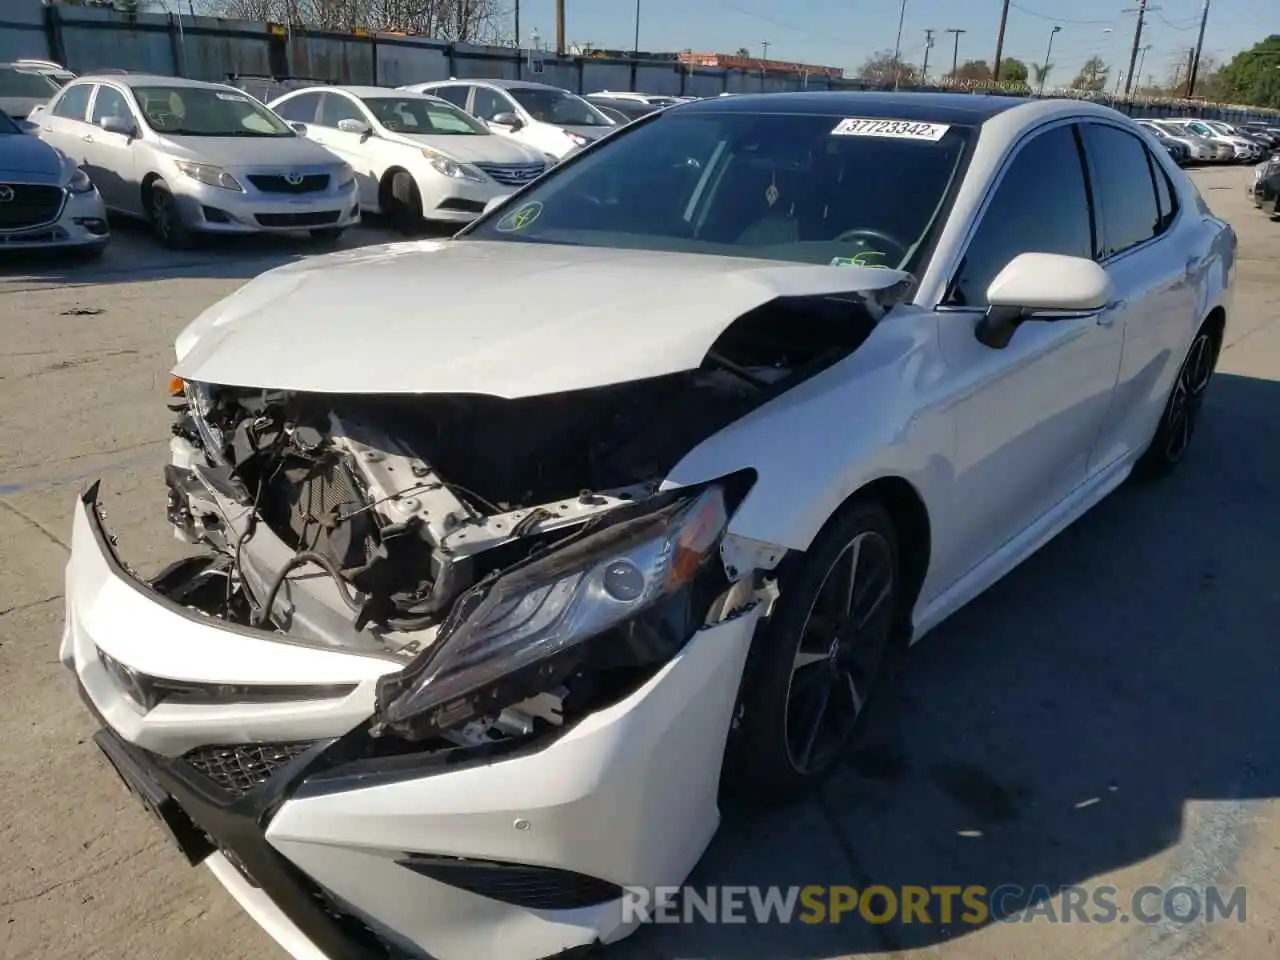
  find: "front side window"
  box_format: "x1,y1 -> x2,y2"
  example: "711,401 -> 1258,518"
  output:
429,85 -> 471,108
471,87 -> 514,122
0,67 -> 58,99
133,86 -> 294,137
947,124 -> 1093,308
274,92 -> 321,123
51,82 -> 92,120
317,93 -> 366,128
508,87 -> 612,127
465,110 -> 973,273
1081,122 -> 1162,258
90,86 -> 133,126
362,96 -> 488,135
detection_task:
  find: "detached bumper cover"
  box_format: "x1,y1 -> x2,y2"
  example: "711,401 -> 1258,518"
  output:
64,484 -> 763,960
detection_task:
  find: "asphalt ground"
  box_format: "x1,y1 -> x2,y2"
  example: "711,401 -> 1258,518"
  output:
1,164 -> 1277,960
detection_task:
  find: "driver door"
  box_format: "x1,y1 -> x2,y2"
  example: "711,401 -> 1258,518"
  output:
313,92 -> 379,207
930,121 -> 1125,585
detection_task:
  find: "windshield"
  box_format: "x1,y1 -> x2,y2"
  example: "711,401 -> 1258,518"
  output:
465,110 -> 973,271
133,85 -> 294,137
362,95 -> 488,135
0,110 -> 20,135
0,68 -> 58,99
509,88 -> 612,127
1186,121 -> 1215,138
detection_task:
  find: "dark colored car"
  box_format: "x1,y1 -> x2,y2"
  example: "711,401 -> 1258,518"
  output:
584,95 -> 660,124
1161,137 -> 1190,166
1252,154 -> 1280,214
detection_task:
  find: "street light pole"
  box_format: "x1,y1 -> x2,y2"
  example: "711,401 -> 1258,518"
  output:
1040,25 -> 1061,95
891,0 -> 908,90
1135,43 -> 1152,90
945,28 -> 966,79
632,0 -> 640,57
760,40 -> 769,91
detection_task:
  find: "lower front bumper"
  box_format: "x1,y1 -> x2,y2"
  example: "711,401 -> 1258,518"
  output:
0,188 -> 110,251
67,484 -> 765,960
172,182 -> 361,235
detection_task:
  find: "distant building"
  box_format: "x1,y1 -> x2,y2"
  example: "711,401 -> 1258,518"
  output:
678,51 -> 844,78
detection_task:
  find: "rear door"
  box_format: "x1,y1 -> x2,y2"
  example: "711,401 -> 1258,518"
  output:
34,80 -> 94,162
1077,120 -> 1200,471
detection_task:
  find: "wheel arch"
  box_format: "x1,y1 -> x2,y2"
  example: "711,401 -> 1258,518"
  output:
378,165 -> 414,209
139,170 -> 164,210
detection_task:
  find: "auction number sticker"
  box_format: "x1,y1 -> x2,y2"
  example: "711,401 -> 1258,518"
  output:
831,118 -> 951,141
496,201 -> 542,232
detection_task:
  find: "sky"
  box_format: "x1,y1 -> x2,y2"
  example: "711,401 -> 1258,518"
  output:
507,0 -> 1279,85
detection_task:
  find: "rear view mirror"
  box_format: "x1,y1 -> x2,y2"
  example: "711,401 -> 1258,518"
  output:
492,112 -> 523,131
976,252 -> 1114,349
337,118 -> 372,137
289,121 -> 308,135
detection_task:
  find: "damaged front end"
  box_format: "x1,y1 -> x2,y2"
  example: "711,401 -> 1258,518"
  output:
156,285 -> 900,751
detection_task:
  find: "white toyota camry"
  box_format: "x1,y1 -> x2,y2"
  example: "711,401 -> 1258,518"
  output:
62,92 -> 1235,960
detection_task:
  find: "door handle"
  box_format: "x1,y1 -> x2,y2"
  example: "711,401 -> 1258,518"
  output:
82,134 -> 94,143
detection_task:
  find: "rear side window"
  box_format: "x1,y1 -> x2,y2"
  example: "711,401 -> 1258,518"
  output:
1081,122 -> 1163,258
431,85 -> 471,109
1150,151 -> 1178,232
51,82 -> 92,120
317,93 -> 364,128
947,123 -> 1093,308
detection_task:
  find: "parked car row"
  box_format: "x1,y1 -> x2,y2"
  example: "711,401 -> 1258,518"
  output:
1139,116 -> 1274,164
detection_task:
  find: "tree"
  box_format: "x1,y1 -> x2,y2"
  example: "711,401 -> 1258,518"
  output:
734,47 -> 751,57
1032,62 -> 1054,90
1070,56 -> 1110,92
950,59 -> 992,81
998,57 -> 1029,86
856,48 -> 920,86
211,0 -> 505,42
1209,35 -> 1280,107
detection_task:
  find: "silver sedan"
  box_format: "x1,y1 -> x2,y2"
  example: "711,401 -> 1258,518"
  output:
30,74 -> 360,248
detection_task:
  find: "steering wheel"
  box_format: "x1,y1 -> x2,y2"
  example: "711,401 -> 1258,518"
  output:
830,227 -> 908,265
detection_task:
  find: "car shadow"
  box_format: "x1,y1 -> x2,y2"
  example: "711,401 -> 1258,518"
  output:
0,215 -> 457,289
612,369 -> 1280,958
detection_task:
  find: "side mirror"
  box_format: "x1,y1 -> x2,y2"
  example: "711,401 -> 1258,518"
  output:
483,195 -> 512,215
337,118 -> 372,138
289,121 -> 308,135
99,115 -> 136,137
492,112 -> 523,131
976,252 -> 1113,349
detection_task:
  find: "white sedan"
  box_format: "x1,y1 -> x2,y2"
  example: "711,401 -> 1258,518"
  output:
269,85 -> 551,230
62,92 -> 1234,960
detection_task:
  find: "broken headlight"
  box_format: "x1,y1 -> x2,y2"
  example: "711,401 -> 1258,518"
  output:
376,485 -> 728,733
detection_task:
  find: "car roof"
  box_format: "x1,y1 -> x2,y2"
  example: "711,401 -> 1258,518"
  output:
426,78 -> 568,92
676,91 -> 1033,126
302,84 -> 437,99
75,73 -> 236,91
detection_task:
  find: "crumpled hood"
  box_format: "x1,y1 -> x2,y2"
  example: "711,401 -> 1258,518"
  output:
391,133 -> 545,165
172,240 -> 913,398
156,133 -> 340,170
0,132 -> 65,179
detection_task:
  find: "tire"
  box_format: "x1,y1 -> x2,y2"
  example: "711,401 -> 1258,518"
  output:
309,227 -> 345,245
1134,322 -> 1220,480
723,499 -> 901,808
387,171 -> 423,235
147,179 -> 195,250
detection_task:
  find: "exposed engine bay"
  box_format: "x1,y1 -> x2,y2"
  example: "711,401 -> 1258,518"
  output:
157,291 -> 887,744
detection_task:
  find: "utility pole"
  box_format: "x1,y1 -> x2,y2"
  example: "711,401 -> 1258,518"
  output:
632,0 -> 640,56
992,0 -> 1011,81
1186,0 -> 1211,97
1135,43 -> 1152,89
760,40 -> 770,90
945,28 -> 966,78
555,0 -> 565,56
514,0 -> 520,48
922,28 -> 936,81
891,0 -> 908,90
1122,0 -> 1159,97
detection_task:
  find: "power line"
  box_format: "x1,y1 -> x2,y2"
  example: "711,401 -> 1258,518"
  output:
1009,2 -> 1114,25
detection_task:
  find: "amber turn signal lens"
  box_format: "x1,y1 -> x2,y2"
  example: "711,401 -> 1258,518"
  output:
168,376 -> 185,397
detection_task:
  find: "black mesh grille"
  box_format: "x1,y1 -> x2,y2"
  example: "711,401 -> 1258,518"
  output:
281,456 -> 364,550
0,183 -> 65,231
183,742 -> 317,798
255,210 -> 341,227
248,174 -> 330,194
397,854 -> 622,909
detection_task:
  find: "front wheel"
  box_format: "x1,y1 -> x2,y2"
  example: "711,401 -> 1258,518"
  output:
1135,324 -> 1219,479
386,171 -> 423,235
724,500 -> 901,807
148,179 -> 195,250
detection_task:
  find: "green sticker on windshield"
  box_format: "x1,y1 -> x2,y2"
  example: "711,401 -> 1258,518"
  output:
830,251 -> 889,268
496,201 -> 542,232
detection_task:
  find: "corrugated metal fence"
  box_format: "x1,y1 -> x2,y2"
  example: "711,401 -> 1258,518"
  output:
4,0 -> 1278,121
